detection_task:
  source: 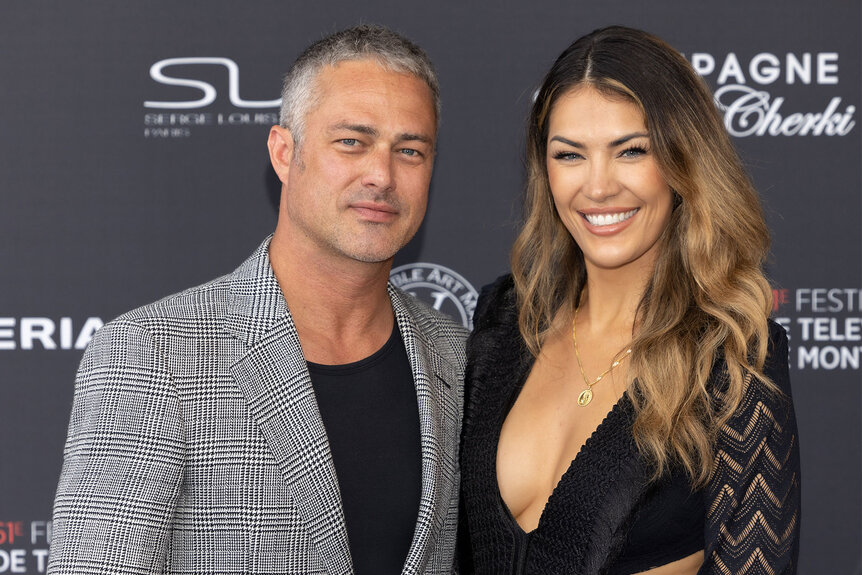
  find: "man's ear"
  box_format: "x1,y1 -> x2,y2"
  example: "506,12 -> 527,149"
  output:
267,125 -> 295,184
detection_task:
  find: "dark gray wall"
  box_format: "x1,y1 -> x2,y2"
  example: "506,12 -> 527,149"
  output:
1,1 -> 859,572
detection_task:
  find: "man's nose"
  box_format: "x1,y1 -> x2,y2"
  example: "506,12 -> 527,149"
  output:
361,147 -> 395,191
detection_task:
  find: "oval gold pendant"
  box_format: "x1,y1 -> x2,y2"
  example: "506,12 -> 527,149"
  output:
577,388 -> 593,407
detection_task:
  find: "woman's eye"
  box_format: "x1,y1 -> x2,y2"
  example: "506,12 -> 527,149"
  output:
620,146 -> 647,158
552,151 -> 582,161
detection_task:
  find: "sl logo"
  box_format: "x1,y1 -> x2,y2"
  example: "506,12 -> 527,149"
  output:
144,57 -> 281,109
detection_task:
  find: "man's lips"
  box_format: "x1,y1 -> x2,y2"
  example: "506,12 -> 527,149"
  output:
350,201 -> 399,222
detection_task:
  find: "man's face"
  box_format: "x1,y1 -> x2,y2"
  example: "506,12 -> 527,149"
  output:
272,59 -> 437,266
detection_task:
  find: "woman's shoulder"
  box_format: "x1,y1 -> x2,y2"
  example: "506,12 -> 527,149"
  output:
712,319 -> 796,434
466,273 -> 527,376
767,318 -> 789,350
472,273 -> 518,332
709,320 -> 791,390
764,319 -> 792,395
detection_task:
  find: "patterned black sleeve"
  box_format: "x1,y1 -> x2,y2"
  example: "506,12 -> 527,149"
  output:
48,319 -> 184,575
702,323 -> 801,574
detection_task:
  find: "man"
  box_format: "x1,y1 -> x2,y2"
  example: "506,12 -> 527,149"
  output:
48,25 -> 467,575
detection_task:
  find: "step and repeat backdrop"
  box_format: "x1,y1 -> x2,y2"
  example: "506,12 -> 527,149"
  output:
1,1 -> 859,573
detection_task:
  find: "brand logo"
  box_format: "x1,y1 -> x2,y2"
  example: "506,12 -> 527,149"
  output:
143,57 -> 280,138
0,317 -> 103,350
145,57 -> 281,109
390,263 -> 478,329
772,287 -> 861,370
686,52 -> 856,137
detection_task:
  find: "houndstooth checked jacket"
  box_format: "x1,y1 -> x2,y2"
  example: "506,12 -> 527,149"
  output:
48,237 -> 468,575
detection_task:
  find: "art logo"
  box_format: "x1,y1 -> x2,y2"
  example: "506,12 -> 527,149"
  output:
772,288 -> 862,370
390,263 -> 478,329
0,317 -> 103,351
687,52 -> 856,137
143,57 -> 280,138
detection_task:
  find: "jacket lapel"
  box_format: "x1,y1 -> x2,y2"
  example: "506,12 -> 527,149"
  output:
390,286 -> 461,574
222,240 -> 458,575
225,239 -> 353,575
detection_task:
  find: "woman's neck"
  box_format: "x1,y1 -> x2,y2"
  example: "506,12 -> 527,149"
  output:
577,259 -> 654,338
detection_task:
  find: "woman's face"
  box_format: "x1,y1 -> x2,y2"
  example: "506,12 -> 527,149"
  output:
546,86 -> 673,276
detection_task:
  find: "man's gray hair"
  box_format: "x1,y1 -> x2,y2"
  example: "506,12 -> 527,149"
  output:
280,24 -> 440,146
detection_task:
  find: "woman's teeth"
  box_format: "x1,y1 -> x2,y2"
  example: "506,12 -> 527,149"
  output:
583,209 -> 638,227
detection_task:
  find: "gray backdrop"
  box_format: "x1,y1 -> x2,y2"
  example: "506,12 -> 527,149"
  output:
1,1 -> 859,573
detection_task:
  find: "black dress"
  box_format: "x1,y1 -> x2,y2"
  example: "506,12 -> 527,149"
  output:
459,275 -> 800,574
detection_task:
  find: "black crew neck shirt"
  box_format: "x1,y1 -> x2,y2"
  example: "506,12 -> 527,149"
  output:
307,325 -> 421,574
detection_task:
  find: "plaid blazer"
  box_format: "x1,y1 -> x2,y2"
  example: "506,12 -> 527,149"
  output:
48,238 -> 468,575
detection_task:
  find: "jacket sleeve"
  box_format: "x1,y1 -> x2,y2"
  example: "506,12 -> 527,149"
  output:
700,323 -> 801,574
48,319 -> 185,575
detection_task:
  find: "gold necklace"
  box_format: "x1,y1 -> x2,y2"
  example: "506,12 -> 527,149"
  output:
571,304 -> 632,407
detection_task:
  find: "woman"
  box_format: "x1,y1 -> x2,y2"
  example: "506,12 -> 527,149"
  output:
459,26 -> 800,574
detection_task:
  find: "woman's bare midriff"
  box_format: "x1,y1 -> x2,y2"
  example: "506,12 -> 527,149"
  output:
634,550 -> 704,575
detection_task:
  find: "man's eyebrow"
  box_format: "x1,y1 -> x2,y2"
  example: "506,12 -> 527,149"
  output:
329,123 -> 432,145
549,132 -> 649,148
331,122 -> 378,137
397,133 -> 433,144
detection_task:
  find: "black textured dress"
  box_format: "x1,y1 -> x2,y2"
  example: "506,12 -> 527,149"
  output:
459,276 -> 800,574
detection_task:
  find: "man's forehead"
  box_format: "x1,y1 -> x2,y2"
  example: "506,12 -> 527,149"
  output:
314,59 -> 428,94
309,61 -> 437,135
321,57 -> 386,74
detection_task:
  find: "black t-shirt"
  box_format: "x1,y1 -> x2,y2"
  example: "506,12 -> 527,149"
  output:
307,325 -> 421,574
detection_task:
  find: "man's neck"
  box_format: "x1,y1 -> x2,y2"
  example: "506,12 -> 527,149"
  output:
269,234 -> 395,366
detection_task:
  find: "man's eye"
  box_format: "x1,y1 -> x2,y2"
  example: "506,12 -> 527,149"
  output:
339,138 -> 358,146
400,148 -> 420,157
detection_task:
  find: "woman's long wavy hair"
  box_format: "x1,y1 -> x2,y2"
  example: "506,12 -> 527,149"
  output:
512,26 -> 775,485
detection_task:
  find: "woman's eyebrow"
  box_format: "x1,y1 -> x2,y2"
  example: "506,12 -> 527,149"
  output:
610,132 -> 649,147
549,132 -> 649,148
549,135 -> 582,148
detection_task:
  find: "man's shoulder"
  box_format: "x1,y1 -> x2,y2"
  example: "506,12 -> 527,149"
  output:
113,272 -> 234,327
74,271 -> 240,377
104,237 -> 273,336
389,285 -> 469,372
390,284 -> 470,341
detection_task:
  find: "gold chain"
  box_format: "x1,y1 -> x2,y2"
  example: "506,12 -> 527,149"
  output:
571,303 -> 632,407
